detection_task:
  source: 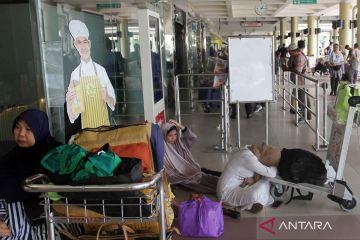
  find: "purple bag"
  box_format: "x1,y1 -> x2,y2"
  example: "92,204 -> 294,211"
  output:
178,196 -> 224,237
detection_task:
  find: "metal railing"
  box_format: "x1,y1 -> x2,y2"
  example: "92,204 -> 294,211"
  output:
275,68 -> 328,151
174,73 -> 230,151
24,171 -> 166,240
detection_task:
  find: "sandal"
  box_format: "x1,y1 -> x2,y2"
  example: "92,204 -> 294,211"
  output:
0,221 -> 11,237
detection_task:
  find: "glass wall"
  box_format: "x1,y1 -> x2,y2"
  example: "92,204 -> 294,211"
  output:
0,1 -> 44,156
0,0 -> 168,154
36,1 -> 161,142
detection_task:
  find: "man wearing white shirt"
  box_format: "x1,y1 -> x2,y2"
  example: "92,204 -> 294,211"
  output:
350,43 -> 360,84
66,20 -> 115,129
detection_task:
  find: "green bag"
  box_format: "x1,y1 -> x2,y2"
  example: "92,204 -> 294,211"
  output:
41,144 -> 122,182
335,83 -> 360,124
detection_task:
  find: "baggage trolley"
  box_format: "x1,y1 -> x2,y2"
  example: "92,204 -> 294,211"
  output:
268,96 -> 360,211
23,170 -> 167,239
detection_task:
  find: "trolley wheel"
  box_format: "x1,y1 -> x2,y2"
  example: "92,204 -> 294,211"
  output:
270,184 -> 285,199
339,197 -> 357,212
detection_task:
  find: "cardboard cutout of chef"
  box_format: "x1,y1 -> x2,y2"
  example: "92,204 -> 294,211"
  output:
66,20 -> 115,129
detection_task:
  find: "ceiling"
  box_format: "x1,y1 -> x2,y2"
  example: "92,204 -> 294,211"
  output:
53,0 -> 357,35
186,0 -> 357,35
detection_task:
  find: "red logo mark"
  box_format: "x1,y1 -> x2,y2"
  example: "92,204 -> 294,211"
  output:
259,217 -> 276,235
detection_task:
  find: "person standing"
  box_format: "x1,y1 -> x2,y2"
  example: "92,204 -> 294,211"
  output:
350,43 -> 360,84
66,20 -> 116,129
282,43 -> 298,113
329,43 -> 344,95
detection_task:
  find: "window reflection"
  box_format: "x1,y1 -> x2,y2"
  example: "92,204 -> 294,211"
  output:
149,16 -> 163,103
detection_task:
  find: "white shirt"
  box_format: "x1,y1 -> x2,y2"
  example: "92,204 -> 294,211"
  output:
217,147 -> 277,197
351,48 -> 360,71
68,59 -> 116,122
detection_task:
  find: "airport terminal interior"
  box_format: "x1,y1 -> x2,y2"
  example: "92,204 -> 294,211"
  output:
1,0 -> 360,239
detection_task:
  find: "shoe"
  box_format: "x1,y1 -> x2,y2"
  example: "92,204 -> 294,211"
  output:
271,200 -> 283,209
0,221 -> 11,237
247,203 -> 263,214
203,106 -> 210,113
330,91 -> 333,96
222,208 -> 241,219
298,118 -> 306,124
253,105 -> 263,114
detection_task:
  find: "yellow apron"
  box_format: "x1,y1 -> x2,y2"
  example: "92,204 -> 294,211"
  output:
79,63 -> 110,129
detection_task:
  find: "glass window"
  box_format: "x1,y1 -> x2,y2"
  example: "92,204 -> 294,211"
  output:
37,1 -> 145,142
0,1 -> 44,156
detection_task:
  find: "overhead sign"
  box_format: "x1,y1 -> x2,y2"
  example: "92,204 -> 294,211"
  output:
293,0 -> 317,4
96,3 -> 121,9
240,22 -> 263,28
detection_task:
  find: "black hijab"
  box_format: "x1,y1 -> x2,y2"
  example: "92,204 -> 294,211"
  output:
0,109 -> 59,202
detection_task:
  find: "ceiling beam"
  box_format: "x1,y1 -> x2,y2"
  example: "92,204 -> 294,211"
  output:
272,0 -> 291,17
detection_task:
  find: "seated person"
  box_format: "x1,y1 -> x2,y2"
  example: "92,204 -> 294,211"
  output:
312,58 -> 329,75
217,144 -> 279,213
217,144 -> 327,213
0,109 -> 61,239
163,120 -> 218,194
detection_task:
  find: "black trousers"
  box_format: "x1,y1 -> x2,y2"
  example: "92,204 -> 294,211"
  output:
330,76 -> 341,93
230,103 -> 252,117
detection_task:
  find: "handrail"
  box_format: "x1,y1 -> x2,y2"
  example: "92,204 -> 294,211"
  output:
175,73 -> 230,151
23,171 -> 163,192
275,68 -> 328,151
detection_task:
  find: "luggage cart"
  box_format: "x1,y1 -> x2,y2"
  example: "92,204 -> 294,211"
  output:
23,170 -> 167,240
269,96 -> 360,211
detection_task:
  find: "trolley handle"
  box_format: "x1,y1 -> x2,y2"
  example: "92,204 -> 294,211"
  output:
23,170 -> 163,193
23,174 -> 50,184
349,96 -> 360,107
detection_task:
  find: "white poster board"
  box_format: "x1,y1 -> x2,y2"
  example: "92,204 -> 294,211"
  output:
229,36 -> 274,103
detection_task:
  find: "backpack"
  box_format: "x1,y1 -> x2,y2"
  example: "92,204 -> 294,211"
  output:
335,83 -> 360,124
278,148 -> 327,186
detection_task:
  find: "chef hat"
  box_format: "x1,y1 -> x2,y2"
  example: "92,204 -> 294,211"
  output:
69,20 -> 89,40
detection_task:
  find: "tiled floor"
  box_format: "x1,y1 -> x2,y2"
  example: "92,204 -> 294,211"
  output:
170,93 -> 360,239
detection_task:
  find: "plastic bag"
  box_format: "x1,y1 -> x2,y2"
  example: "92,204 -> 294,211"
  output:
178,196 -> 224,237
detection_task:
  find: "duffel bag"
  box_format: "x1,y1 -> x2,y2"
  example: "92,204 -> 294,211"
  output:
73,123 -> 157,174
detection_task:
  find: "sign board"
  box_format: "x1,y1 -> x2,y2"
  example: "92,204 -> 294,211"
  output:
96,3 -> 121,9
228,36 -> 274,103
293,0 -> 317,4
240,22 -> 263,28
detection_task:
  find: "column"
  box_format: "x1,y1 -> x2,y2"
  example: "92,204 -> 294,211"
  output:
329,30 -> 334,43
357,1 -> 360,44
119,19 -> 129,59
274,29 -> 279,50
333,28 -> 338,43
291,17 -> 298,44
308,16 -> 317,56
280,18 -> 286,46
339,1 -> 351,47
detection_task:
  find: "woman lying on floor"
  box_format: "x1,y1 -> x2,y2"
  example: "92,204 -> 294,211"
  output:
162,120 -> 219,194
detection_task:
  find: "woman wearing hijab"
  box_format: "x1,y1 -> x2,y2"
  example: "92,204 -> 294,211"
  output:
162,119 -> 218,194
0,109 -> 61,239
217,144 -> 279,213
